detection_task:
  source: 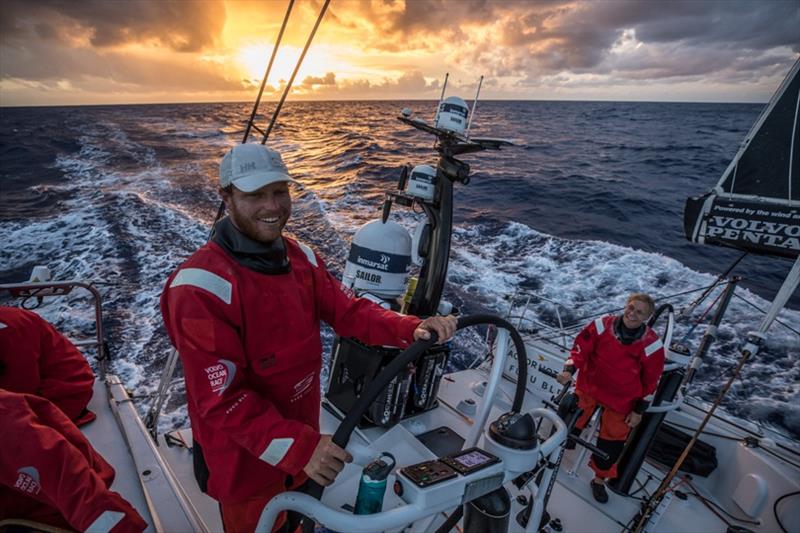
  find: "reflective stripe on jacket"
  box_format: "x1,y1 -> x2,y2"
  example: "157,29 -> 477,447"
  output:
160,237 -> 421,503
570,315 -> 665,414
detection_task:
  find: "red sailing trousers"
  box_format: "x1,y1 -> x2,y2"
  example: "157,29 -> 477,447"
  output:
574,391 -> 632,479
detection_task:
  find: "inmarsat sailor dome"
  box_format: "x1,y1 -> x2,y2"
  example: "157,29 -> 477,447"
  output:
435,96 -> 469,135
406,164 -> 437,202
342,220 -> 412,298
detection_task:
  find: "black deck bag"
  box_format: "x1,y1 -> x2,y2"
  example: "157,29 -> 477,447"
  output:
646,423 -> 718,477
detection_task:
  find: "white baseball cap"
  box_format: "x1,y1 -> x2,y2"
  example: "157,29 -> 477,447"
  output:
220,143 -> 295,192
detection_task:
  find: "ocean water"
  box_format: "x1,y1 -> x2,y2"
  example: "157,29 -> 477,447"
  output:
1,100 -> 798,439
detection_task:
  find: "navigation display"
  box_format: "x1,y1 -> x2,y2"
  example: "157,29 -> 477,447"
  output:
441,447 -> 500,475
454,450 -> 490,468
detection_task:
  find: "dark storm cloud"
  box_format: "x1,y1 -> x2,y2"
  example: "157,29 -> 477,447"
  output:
0,34 -> 241,92
1,0 -> 225,52
367,0 -> 798,79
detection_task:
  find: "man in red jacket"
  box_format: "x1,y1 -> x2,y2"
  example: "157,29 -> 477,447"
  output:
557,293 -> 665,503
0,389 -> 147,532
161,143 -> 456,532
0,306 -> 96,425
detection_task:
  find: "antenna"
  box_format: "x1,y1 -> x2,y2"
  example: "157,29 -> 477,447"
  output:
465,75 -> 483,140
434,72 -> 449,123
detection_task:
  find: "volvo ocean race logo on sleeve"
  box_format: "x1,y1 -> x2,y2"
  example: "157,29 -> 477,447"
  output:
15,467 -> 41,495
206,359 -> 236,395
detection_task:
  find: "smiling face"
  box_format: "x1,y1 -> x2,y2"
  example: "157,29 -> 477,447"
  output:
220,181 -> 292,243
622,298 -> 652,329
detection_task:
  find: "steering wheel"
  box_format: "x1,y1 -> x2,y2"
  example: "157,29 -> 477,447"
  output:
299,314 -> 531,532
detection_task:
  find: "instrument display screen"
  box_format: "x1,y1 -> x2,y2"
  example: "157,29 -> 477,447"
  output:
454,450 -> 491,468
441,447 -> 500,475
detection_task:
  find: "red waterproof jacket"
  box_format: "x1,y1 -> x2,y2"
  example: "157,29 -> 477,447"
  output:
160,238 -> 421,503
569,315 -> 665,414
0,389 -> 147,532
0,306 -> 95,425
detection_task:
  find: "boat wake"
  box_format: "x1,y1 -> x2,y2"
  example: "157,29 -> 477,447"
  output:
0,102 -> 797,439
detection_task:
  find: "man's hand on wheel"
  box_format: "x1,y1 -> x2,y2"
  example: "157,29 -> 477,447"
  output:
303,435 -> 353,486
556,371 -> 573,385
625,412 -> 643,428
414,315 -> 457,343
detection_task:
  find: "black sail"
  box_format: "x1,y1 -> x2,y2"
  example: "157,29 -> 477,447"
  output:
684,59 -> 800,258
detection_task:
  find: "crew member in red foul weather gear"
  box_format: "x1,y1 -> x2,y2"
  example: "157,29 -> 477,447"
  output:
0,306 -> 96,425
161,143 -> 457,532
557,293 -> 665,504
0,389 -> 147,532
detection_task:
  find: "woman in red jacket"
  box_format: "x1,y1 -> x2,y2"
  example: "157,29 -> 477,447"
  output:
557,293 -> 665,503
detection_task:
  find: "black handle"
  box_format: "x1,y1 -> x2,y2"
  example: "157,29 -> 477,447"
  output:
538,366 -> 559,379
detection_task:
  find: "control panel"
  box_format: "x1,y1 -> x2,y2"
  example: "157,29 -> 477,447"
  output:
440,447 -> 500,475
396,447 -> 504,508
400,460 -> 457,487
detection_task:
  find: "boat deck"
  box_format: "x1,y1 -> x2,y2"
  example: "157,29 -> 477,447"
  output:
150,366 -> 759,533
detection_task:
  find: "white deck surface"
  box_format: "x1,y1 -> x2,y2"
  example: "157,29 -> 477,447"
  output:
81,379 -> 156,531
145,343 -> 800,533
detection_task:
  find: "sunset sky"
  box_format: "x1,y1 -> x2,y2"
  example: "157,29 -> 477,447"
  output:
1,0 -> 798,107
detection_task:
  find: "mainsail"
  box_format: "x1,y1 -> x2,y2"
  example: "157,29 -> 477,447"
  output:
684,59 -> 800,258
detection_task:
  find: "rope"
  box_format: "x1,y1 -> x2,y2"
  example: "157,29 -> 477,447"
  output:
632,343 -> 756,532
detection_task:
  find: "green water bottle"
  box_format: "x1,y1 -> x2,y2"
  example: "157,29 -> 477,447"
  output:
354,452 -> 396,515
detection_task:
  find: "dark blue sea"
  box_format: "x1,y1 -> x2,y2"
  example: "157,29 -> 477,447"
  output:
1,100 -> 798,439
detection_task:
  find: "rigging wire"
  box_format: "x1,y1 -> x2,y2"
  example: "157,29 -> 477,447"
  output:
662,421 -> 800,468
262,0 -> 331,144
731,292 -> 800,336
678,284 -> 727,345
677,252 -> 747,319
632,332 -> 765,531
242,0 -> 295,144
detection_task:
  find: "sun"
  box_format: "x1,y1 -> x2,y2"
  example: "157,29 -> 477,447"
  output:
235,43 -> 339,86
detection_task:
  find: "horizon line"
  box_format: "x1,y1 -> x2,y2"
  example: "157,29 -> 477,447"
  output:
1,96 -> 769,109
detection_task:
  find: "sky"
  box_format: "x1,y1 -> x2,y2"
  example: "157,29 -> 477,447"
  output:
0,0 -> 798,107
